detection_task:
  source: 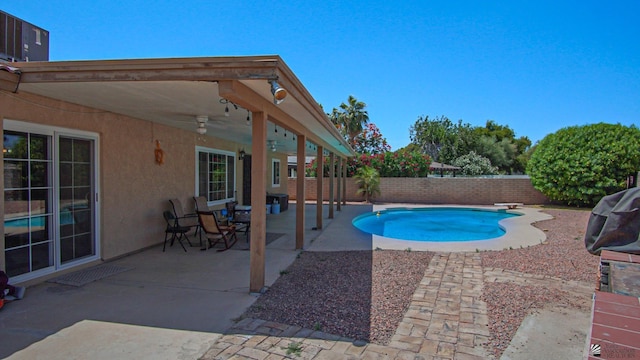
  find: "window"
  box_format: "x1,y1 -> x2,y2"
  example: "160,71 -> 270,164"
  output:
196,147 -> 235,204
272,159 -> 280,187
3,130 -> 54,276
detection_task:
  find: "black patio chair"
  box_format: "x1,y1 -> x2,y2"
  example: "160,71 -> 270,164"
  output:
163,210 -> 191,252
169,198 -> 200,246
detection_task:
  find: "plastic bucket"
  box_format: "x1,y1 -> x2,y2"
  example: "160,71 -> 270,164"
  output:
266,204 -> 272,214
271,203 -> 280,214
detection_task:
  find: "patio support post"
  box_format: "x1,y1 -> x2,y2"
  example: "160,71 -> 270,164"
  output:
342,160 -> 347,205
295,134 -> 306,249
316,145 -> 323,230
328,152 -> 335,219
249,111 -> 267,293
336,157 -> 342,211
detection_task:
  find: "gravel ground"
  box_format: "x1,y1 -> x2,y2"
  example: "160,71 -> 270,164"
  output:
480,207 -> 599,357
244,250 -> 434,344
481,208 -> 599,283
241,207 -> 599,355
481,283 -> 592,358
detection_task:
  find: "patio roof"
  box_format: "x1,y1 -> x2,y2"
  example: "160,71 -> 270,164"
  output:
0,56 -> 355,158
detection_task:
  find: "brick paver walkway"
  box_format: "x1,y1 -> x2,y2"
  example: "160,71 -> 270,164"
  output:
200,252 -> 591,359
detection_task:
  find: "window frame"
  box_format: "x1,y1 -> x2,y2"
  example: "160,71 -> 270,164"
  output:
195,146 -> 236,206
272,158 -> 281,188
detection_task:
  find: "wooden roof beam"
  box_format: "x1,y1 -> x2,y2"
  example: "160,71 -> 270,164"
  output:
0,65 -> 21,92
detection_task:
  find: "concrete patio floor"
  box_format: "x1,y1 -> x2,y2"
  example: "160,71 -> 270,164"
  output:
0,202 -> 592,359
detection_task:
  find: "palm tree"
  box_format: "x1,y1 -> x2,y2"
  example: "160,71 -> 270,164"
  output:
331,95 -> 369,147
354,166 -> 380,203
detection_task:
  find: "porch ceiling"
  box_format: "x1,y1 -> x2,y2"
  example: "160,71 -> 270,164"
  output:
4,56 -> 355,158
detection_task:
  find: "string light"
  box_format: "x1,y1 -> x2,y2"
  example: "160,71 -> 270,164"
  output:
219,98 -> 237,117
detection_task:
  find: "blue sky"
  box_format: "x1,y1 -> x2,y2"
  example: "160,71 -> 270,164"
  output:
3,1 -> 639,150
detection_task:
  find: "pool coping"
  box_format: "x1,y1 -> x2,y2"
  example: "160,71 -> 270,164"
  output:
369,204 -> 553,252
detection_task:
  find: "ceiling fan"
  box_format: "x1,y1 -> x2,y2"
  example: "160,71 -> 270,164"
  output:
167,113 -> 228,134
267,140 -> 284,152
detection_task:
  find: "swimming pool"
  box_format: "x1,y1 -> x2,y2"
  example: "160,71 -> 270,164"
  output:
4,212 -> 75,229
352,207 -> 520,242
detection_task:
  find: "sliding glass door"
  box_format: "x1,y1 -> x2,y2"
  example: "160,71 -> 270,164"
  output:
3,122 -> 99,280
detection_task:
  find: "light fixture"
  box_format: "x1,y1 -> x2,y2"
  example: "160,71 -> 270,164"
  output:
220,99 -> 237,117
239,148 -> 246,160
245,110 -> 251,126
269,80 -> 287,104
268,140 -> 277,152
196,115 -> 208,134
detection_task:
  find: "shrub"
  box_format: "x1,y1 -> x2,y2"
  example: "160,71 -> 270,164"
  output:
353,166 -> 380,202
527,123 -> 640,207
452,151 -> 499,175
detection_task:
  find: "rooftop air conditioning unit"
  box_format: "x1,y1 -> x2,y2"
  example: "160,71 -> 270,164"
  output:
0,10 -> 49,62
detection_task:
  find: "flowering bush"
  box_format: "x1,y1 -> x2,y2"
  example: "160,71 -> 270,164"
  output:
352,123 -> 391,154
305,150 -> 431,178
452,151 -> 498,175
346,150 -> 431,177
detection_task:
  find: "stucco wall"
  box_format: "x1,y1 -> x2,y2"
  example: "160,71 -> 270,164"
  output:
266,153 -> 288,194
287,176 -> 550,205
1,91 -> 280,263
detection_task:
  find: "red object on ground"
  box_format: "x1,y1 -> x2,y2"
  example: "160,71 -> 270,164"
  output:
585,250 -> 640,359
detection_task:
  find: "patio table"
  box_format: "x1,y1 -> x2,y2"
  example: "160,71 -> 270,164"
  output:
232,206 -> 251,240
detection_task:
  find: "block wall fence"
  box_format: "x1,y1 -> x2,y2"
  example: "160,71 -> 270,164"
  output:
287,177 -> 551,205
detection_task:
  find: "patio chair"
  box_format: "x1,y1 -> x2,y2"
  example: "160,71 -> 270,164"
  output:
193,196 -> 212,214
169,198 -> 199,245
163,210 -> 191,252
197,211 -> 238,252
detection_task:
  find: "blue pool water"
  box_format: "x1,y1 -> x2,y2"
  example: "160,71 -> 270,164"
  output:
352,207 -> 520,242
4,212 -> 75,228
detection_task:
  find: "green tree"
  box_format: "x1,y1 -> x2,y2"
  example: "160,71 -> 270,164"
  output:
471,120 -> 531,174
353,166 -> 380,202
473,136 -> 514,171
409,115 -> 456,161
527,123 -> 640,207
330,95 -> 369,147
473,120 -> 515,140
409,116 -> 478,164
511,136 -> 533,174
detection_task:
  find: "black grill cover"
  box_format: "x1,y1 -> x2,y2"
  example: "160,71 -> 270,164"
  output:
585,187 -> 640,255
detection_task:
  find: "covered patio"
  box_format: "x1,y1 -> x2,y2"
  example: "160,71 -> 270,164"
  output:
1,56 -> 356,292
